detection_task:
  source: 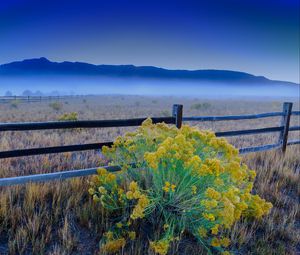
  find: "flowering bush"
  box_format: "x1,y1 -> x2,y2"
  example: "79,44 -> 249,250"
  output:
88,119 -> 272,254
58,112 -> 78,121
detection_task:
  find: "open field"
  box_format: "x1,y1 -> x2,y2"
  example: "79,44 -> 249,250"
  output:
0,96 -> 299,254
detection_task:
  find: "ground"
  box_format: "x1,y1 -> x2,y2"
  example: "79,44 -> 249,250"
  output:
0,96 -> 299,254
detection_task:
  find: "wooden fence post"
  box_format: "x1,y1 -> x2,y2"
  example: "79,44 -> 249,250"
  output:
279,102 -> 293,153
172,104 -> 183,129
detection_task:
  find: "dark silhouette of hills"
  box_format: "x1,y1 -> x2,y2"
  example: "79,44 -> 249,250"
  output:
0,57 -> 298,86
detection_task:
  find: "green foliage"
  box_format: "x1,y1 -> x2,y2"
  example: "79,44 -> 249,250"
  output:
49,101 -> 63,111
58,112 -> 78,121
10,100 -> 20,108
191,103 -> 211,111
89,119 -> 272,255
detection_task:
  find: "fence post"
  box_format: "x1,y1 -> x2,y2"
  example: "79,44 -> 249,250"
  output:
172,104 -> 183,129
27,96 -> 30,102
279,102 -> 293,153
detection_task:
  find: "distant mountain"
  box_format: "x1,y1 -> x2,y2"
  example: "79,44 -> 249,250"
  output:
0,57 -> 298,86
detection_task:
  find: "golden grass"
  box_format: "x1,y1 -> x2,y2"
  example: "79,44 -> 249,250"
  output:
0,96 -> 299,254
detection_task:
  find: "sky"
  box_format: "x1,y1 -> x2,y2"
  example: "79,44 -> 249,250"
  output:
0,0 -> 299,83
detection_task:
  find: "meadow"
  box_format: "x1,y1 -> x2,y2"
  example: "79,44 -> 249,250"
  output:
0,95 -> 299,254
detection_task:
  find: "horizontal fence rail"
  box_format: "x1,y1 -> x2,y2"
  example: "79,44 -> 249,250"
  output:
183,112 -> 284,122
0,142 -> 114,159
239,143 -> 281,154
215,126 -> 283,137
287,140 -> 300,145
0,117 -> 175,131
0,165 -> 122,187
289,125 -> 300,131
292,111 -> 300,116
0,95 -> 80,103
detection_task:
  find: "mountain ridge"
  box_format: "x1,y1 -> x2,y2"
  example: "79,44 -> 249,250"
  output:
0,57 -> 298,86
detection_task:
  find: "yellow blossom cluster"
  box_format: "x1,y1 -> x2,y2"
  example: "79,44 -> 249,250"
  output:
149,239 -> 170,255
88,119 -> 272,255
162,181 -> 176,193
101,238 -> 126,253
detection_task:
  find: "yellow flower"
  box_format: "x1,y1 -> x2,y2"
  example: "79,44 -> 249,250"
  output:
171,184 -> 176,192
126,191 -> 134,200
163,224 -> 169,230
201,199 -> 218,210
98,186 -> 107,194
102,238 -> 126,253
93,194 -> 100,202
211,237 -> 221,247
220,237 -> 231,247
222,251 -> 231,255
129,181 -> 138,192
162,186 -> 170,192
211,224 -> 219,235
205,188 -> 221,200
105,231 -> 114,240
133,190 -> 142,199
191,185 -> 197,195
144,152 -> 158,169
128,231 -> 136,240
116,222 -> 123,228
198,226 -> 207,238
162,182 -> 176,193
106,173 -> 116,182
88,188 -> 95,195
97,167 -> 107,176
214,178 -> 224,186
130,194 -> 149,220
162,182 -> 170,192
150,239 -> 170,255
202,213 -> 215,221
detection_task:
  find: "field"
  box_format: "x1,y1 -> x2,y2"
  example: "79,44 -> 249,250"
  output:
0,96 -> 299,255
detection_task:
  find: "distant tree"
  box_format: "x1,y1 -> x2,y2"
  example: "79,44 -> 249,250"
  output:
22,90 -> 33,96
50,90 -> 60,96
34,90 -> 43,96
5,91 -> 13,96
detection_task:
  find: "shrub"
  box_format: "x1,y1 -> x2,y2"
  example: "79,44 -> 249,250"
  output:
58,112 -> 78,121
89,119 -> 272,254
191,102 -> 211,111
49,102 -> 63,111
10,99 -> 20,108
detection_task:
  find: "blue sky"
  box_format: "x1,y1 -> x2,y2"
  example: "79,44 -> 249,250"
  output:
0,0 -> 299,83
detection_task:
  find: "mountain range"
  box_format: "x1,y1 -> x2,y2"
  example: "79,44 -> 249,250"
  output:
0,57 -> 298,86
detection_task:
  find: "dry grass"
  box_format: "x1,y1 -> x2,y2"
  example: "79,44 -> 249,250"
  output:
0,96 -> 299,254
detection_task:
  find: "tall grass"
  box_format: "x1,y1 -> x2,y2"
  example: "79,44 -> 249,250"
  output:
0,96 -> 299,254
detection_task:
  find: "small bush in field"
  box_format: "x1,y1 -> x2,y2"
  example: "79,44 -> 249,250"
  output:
49,101 -> 63,111
58,112 -> 78,121
191,102 -> 211,111
89,119 -> 272,254
10,99 -> 20,108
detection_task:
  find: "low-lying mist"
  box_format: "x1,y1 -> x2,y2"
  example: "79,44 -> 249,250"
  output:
0,76 -> 298,99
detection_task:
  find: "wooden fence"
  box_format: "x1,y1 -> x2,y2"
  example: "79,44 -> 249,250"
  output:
0,103 -> 299,187
0,95 -> 79,103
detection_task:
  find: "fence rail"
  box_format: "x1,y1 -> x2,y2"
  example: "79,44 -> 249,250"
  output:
182,112 -> 284,121
0,102 -> 299,186
0,117 -> 175,131
0,95 -> 79,103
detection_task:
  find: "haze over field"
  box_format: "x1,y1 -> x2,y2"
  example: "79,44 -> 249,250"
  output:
0,58 -> 298,98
